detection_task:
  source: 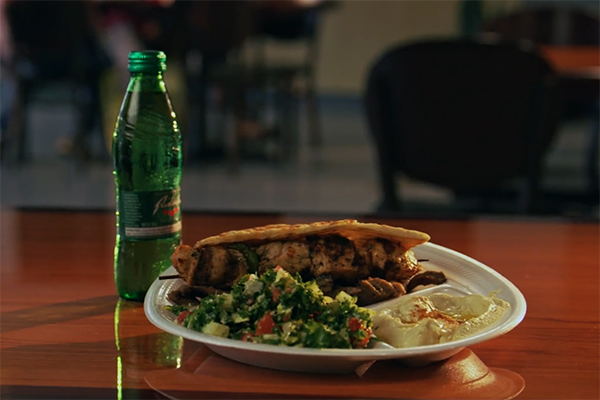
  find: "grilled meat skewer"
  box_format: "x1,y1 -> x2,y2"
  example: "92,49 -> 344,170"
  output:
170,235 -> 445,306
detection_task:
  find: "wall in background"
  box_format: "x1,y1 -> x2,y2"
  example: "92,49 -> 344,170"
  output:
316,1 -> 460,95
255,0 -> 461,96
255,0 -> 598,96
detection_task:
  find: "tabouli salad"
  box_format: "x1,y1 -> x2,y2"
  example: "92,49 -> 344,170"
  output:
167,266 -> 375,349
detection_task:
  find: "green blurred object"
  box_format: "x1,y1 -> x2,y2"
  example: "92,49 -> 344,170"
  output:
127,50 -> 167,73
114,299 -> 183,399
112,51 -> 183,302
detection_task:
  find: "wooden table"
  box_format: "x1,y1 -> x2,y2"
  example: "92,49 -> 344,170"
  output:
539,45 -> 600,105
1,210 -> 598,399
540,45 -> 600,78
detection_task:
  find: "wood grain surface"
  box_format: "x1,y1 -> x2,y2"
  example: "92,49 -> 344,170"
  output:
540,45 -> 600,77
1,210 -> 598,399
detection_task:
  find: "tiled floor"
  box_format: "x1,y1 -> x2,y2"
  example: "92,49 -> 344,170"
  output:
0,96 -> 597,217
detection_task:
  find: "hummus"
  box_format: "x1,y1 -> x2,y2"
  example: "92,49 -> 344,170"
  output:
372,292 -> 510,348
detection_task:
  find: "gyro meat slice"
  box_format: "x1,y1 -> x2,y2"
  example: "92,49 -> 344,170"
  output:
167,284 -> 226,306
315,274 -> 334,295
193,246 -> 230,288
354,239 -> 388,279
384,245 -> 423,282
225,248 -> 249,287
356,277 -> 406,306
256,241 -> 311,276
171,220 -> 439,306
309,235 -> 357,282
171,244 -> 200,283
405,270 -> 447,293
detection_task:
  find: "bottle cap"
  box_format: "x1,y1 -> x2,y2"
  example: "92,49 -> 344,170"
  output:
128,51 -> 167,73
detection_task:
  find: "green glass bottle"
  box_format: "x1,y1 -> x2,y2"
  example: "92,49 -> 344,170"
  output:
112,51 -> 183,302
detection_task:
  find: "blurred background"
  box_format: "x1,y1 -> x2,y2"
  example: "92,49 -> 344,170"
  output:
0,0 -> 598,218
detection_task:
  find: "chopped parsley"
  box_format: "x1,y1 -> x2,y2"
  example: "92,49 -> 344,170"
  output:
167,266 -> 375,349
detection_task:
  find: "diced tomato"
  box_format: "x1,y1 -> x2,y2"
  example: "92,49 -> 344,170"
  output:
348,317 -> 363,332
272,288 -> 281,302
352,327 -> 372,349
275,265 -> 283,272
256,313 -> 276,335
241,332 -> 254,342
176,311 -> 191,325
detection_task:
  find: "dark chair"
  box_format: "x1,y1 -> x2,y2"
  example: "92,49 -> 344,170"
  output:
365,39 -> 562,215
2,1 -> 111,164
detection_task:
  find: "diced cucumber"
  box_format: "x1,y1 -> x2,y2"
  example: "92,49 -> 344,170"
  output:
306,281 -> 324,297
232,313 -> 250,323
335,290 -> 356,305
275,267 -> 291,282
221,294 -> 233,310
281,321 -> 295,335
202,321 -> 230,338
244,278 -> 264,296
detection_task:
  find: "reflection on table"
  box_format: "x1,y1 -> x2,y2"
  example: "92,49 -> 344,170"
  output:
1,210 -> 598,399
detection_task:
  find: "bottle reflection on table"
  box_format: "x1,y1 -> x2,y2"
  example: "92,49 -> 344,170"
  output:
114,299 -> 183,399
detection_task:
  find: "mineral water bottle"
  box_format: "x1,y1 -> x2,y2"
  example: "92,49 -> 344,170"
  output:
112,51 -> 183,301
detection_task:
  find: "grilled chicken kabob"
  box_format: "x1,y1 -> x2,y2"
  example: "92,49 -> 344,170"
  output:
166,220 -> 447,307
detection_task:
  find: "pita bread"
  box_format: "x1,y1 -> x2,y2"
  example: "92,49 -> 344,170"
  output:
195,219 -> 429,250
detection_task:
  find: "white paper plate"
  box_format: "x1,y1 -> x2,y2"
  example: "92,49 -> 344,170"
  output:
144,242 -> 526,373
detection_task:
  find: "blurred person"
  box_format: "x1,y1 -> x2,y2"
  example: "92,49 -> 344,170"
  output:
95,4 -> 144,152
95,0 -> 187,153
0,0 -> 15,147
191,0 -> 325,153
3,0 -> 112,160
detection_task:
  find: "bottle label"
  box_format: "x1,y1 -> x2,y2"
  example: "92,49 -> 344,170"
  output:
118,188 -> 182,240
